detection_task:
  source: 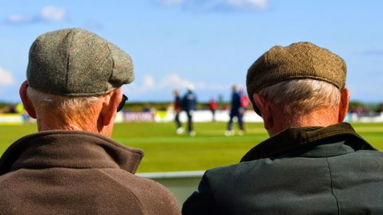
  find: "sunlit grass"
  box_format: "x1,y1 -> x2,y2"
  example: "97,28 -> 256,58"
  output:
0,122 -> 382,172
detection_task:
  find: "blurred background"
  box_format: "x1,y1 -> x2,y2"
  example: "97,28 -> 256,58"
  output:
1,0 -> 383,205
1,0 -> 383,103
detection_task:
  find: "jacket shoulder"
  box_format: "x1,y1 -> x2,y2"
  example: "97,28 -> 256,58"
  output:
99,168 -> 181,215
0,168 -> 181,215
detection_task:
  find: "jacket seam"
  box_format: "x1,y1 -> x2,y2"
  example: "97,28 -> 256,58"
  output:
97,169 -> 147,215
204,172 -> 219,214
325,156 -> 340,215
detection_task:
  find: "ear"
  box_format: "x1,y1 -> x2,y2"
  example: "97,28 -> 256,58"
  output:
19,81 -> 36,118
100,89 -> 123,126
338,88 -> 350,122
253,93 -> 273,129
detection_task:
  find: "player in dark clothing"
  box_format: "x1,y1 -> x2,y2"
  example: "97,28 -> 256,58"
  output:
173,89 -> 183,134
225,85 -> 245,136
181,87 -> 197,136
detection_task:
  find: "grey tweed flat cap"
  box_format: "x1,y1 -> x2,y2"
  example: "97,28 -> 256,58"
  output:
27,28 -> 134,96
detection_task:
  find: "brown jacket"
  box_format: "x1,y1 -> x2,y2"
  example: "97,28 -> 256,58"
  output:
0,130 -> 180,215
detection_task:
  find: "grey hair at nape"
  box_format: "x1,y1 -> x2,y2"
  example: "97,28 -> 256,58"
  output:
259,79 -> 341,116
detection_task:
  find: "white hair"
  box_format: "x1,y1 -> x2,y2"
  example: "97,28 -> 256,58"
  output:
27,87 -> 100,123
259,79 -> 341,116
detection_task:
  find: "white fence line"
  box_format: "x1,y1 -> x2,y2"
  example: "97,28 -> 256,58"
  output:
138,171 -> 205,179
115,111 -> 383,123
2,112 -> 383,125
137,171 -> 205,205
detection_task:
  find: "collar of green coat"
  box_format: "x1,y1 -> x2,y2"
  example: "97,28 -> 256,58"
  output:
241,122 -> 375,162
0,130 -> 143,175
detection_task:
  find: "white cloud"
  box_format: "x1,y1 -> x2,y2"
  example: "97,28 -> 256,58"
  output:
5,6 -> 67,24
158,74 -> 194,89
6,14 -> 34,23
156,0 -> 183,6
155,0 -> 269,11
0,68 -> 15,86
143,75 -> 156,88
125,73 -> 229,96
226,0 -> 268,10
40,6 -> 67,22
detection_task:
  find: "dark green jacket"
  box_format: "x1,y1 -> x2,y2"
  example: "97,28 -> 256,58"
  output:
0,130 -> 180,215
183,123 -> 383,215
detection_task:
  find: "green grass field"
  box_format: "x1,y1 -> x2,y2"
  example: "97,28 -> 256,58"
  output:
0,122 -> 382,172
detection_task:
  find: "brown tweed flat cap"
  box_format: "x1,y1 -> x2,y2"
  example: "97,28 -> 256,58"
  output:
27,28 -> 134,96
246,42 -> 346,101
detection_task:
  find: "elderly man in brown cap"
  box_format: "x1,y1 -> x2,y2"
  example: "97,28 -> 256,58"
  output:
0,28 -> 180,214
182,42 -> 383,214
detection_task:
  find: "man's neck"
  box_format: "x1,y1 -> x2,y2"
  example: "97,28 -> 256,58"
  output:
37,121 -> 85,132
36,116 -> 95,132
268,107 -> 340,136
36,116 -> 113,137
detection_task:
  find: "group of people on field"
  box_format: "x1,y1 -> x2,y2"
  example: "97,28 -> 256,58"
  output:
1,28 -> 383,215
173,84 -> 250,136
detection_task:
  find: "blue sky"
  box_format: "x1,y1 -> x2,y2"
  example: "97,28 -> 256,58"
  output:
0,0 -> 382,103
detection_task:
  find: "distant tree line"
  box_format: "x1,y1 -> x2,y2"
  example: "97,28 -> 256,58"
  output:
124,102 -> 232,112
349,101 -> 383,114
123,101 -> 383,113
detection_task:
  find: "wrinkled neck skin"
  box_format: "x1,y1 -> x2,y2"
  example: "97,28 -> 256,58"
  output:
267,106 -> 341,137
35,107 -> 115,138
37,117 -> 84,132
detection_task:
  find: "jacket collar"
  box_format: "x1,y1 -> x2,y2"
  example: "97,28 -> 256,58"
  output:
0,130 -> 143,175
241,123 -> 375,162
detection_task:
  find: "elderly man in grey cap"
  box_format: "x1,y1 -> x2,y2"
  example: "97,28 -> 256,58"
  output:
183,42 -> 383,214
0,28 -> 180,215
